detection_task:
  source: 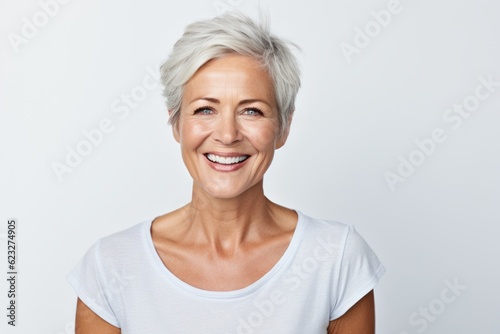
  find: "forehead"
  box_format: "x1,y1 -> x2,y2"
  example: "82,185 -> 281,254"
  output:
183,54 -> 275,105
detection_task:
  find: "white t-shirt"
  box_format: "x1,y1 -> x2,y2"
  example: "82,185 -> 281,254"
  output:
67,211 -> 385,333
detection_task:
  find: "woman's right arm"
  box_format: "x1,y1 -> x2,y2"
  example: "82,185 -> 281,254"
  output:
75,298 -> 121,334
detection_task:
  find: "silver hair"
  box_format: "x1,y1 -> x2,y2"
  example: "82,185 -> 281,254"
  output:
159,12 -> 301,138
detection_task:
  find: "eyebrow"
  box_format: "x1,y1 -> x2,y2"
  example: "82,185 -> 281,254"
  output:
189,97 -> 273,108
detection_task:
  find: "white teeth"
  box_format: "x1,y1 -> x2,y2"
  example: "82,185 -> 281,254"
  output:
206,154 -> 248,165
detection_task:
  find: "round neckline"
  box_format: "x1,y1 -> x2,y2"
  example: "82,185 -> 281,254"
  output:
143,210 -> 305,299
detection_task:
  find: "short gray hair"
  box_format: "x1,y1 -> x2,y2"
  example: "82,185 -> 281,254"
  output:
159,12 -> 301,138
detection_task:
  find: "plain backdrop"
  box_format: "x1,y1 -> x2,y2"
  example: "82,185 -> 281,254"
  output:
1,0 -> 499,333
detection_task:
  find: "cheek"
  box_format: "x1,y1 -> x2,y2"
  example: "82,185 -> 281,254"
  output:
243,123 -> 279,151
179,120 -> 211,145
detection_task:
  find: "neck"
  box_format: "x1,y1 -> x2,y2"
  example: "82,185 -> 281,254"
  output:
183,180 -> 275,250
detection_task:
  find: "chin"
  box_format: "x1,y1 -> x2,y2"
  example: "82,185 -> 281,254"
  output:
202,186 -> 247,200
197,179 -> 258,200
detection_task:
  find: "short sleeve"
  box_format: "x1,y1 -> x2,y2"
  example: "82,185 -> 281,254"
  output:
330,225 -> 386,320
67,240 -> 120,328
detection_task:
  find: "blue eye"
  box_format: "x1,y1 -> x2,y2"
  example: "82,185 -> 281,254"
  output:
194,107 -> 213,115
243,108 -> 263,116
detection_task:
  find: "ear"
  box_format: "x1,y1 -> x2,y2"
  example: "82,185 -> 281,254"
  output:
276,115 -> 293,149
169,109 -> 181,143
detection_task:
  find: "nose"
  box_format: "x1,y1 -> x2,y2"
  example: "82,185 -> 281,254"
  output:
213,112 -> 243,145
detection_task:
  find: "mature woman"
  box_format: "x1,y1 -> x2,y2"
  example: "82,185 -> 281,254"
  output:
68,13 -> 385,334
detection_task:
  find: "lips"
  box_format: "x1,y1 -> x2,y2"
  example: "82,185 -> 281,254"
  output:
205,153 -> 250,165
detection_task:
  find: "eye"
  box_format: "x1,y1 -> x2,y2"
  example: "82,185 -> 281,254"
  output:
193,107 -> 214,115
242,108 -> 263,116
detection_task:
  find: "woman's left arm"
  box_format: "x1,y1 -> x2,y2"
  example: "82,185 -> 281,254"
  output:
327,290 -> 375,334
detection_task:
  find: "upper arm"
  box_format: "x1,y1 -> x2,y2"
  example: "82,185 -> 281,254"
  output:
327,290 -> 375,334
75,298 -> 121,334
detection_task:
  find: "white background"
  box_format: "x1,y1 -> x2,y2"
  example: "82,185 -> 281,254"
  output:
1,0 -> 499,333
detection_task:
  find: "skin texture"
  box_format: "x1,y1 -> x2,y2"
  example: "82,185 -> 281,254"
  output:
173,54 -> 287,201
76,298 -> 120,334
328,291 -> 375,334
74,54 -> 376,333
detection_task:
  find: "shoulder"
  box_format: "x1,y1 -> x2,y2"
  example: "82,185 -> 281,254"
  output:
297,211 -> 352,243
295,211 -> 378,261
94,219 -> 152,260
99,220 -> 149,244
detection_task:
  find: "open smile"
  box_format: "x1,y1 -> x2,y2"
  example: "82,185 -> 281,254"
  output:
205,153 -> 250,165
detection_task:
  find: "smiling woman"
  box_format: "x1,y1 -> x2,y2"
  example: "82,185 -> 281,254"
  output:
67,12 -> 385,334
175,54 -> 284,199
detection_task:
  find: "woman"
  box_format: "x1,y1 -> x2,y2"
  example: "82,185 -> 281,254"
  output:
68,12 -> 385,334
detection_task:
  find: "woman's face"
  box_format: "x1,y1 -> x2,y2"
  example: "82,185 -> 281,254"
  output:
173,54 -> 288,199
